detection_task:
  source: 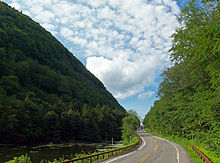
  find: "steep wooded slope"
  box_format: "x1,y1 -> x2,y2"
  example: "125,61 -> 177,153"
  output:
0,2 -> 125,145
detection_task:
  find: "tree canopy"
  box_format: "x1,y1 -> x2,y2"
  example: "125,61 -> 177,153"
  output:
121,110 -> 140,144
143,0 -> 219,156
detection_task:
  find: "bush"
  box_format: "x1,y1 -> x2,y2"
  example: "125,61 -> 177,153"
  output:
6,154 -> 31,163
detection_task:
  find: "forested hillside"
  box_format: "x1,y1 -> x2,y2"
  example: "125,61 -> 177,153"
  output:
143,0 -> 219,155
0,2 -> 126,145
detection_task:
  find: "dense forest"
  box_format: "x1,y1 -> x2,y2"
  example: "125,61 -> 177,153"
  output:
0,2 -> 126,145
143,0 -> 219,155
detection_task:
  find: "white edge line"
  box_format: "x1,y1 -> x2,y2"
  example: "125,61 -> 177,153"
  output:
105,132 -> 146,163
138,134 -> 146,151
153,136 -> 180,163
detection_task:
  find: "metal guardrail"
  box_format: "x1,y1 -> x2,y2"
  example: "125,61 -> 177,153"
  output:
190,144 -> 212,163
60,134 -> 141,163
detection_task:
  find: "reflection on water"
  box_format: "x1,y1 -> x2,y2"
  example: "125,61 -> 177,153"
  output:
0,143 -> 98,163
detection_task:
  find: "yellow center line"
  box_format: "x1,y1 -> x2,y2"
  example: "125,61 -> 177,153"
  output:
136,137 -> 159,163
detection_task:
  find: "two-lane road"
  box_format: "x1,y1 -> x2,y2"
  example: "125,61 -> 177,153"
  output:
104,129 -> 191,163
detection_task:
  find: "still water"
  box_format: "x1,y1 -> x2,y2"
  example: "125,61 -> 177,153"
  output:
0,143 -> 99,163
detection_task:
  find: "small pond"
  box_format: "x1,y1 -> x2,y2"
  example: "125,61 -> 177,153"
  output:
0,143 -> 102,163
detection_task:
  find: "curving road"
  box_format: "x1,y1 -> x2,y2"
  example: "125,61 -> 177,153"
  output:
103,129 -> 191,163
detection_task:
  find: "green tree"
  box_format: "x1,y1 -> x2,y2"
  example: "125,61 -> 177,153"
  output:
122,111 -> 140,144
144,0 -> 220,157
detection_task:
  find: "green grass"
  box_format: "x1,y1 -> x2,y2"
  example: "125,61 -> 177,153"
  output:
146,130 -> 219,163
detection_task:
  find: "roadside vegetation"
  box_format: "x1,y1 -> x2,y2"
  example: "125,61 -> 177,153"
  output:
121,110 -> 140,145
143,0 -> 219,162
6,111 -> 140,163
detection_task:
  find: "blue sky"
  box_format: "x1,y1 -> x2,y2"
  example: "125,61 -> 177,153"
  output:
3,0 -> 190,118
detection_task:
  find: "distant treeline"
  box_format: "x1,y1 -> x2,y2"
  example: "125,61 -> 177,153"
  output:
0,2 -> 126,145
143,0 -> 219,155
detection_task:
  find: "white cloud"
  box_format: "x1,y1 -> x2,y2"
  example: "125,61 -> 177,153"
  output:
4,0 -> 180,99
51,1 -> 77,17
138,91 -> 155,100
76,21 -> 85,28
86,53 -> 164,99
98,6 -> 116,20
34,10 -> 55,23
29,5 -> 43,15
60,27 -> 73,38
87,41 -> 98,49
8,2 -> 20,10
82,0 -> 106,8
108,0 -> 122,8
69,37 -> 88,47
42,23 -> 55,30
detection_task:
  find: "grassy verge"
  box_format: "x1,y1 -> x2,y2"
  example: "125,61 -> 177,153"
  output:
145,129 -> 219,163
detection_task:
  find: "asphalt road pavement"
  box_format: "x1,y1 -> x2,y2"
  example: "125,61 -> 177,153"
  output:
103,129 -> 191,163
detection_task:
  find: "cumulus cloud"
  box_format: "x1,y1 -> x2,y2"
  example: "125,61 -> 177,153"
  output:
98,6 -> 116,20
69,36 -> 88,47
87,54 -> 163,99
4,0 -> 180,99
60,27 -> 73,38
138,91 -> 155,100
